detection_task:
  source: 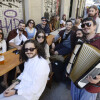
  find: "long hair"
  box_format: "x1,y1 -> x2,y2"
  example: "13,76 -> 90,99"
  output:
62,14 -> 66,21
88,5 -> 99,19
20,40 -> 46,62
35,30 -> 47,48
0,29 -> 4,40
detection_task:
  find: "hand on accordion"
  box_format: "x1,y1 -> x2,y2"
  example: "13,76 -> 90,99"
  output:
87,75 -> 100,84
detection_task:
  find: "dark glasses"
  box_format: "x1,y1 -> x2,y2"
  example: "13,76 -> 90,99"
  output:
42,20 -> 46,22
81,23 -> 91,28
29,22 -> 34,24
24,48 -> 36,52
37,35 -> 44,39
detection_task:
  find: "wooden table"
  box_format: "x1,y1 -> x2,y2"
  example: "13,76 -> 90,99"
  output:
0,48 -> 21,76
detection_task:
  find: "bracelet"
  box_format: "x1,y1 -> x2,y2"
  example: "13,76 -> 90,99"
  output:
14,89 -> 18,94
16,79 -> 21,83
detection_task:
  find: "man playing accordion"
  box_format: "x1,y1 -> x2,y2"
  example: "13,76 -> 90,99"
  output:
71,17 -> 100,100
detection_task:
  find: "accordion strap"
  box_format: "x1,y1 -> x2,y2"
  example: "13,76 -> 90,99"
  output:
91,82 -> 100,87
85,37 -> 100,44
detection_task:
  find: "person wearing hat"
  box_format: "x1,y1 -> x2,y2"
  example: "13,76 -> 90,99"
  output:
35,17 -> 50,36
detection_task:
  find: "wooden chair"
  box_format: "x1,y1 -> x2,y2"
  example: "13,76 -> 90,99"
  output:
46,35 -> 55,46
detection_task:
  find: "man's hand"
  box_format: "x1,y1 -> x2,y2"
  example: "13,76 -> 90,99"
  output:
87,75 -> 100,84
4,89 -> 16,97
16,45 -> 22,50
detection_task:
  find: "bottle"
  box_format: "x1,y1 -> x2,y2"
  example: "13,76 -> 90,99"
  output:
0,47 -> 4,64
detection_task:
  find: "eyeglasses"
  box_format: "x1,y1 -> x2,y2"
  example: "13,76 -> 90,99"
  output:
29,21 -> 34,24
42,20 -> 47,22
37,35 -> 44,39
81,23 -> 91,28
24,48 -> 36,52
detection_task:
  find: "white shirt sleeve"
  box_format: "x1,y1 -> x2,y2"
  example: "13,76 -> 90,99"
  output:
2,40 -> 7,53
45,44 -> 50,64
96,18 -> 100,33
17,72 -> 24,80
54,34 -> 60,42
9,38 -> 15,43
22,34 -> 27,42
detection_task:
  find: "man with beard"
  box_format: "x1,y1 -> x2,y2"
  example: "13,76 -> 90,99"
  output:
51,20 -> 75,56
88,5 -> 100,34
0,40 -> 50,100
7,21 -> 27,50
6,21 -> 28,84
71,17 -> 100,100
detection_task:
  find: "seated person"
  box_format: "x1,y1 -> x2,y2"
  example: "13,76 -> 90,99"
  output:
0,29 -> 6,53
35,30 -> 50,64
25,19 -> 37,39
7,21 -> 27,50
51,20 -> 75,56
0,29 -> 7,88
0,40 -> 50,100
6,21 -> 28,84
35,17 -> 50,36
75,29 -> 86,43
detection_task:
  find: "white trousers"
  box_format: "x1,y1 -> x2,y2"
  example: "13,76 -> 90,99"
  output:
0,93 -> 27,100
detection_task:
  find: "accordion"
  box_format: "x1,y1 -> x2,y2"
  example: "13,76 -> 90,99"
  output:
66,40 -> 100,88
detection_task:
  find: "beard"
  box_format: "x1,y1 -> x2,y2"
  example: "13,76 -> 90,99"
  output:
19,28 -> 24,32
26,53 -> 37,59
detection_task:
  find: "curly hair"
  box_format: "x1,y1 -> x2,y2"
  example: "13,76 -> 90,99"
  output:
35,30 -> 47,48
20,39 -> 46,62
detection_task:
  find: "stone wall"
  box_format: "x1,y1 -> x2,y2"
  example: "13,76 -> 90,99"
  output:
0,0 -> 23,38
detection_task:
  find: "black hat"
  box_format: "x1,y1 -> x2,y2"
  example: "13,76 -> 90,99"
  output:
41,17 -> 48,22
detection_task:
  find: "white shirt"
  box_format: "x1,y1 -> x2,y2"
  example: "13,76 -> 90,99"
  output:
60,20 -> 66,25
9,29 -> 27,45
15,55 -> 50,100
96,17 -> 100,33
45,44 -> 50,64
0,40 -> 6,53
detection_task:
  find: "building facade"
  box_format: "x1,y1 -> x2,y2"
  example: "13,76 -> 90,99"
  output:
0,0 -> 86,38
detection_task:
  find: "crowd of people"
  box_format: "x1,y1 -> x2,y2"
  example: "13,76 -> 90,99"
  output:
0,5 -> 100,100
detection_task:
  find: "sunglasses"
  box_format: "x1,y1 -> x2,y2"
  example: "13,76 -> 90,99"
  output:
29,21 -> 34,24
24,48 -> 36,52
42,20 -> 47,22
37,35 -> 44,39
81,23 -> 91,28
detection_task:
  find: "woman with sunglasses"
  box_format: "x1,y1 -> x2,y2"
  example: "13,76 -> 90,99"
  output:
35,30 -> 51,65
0,29 -> 8,88
25,19 -> 37,39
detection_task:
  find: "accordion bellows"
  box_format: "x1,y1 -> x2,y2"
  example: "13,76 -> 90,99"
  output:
69,43 -> 100,84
